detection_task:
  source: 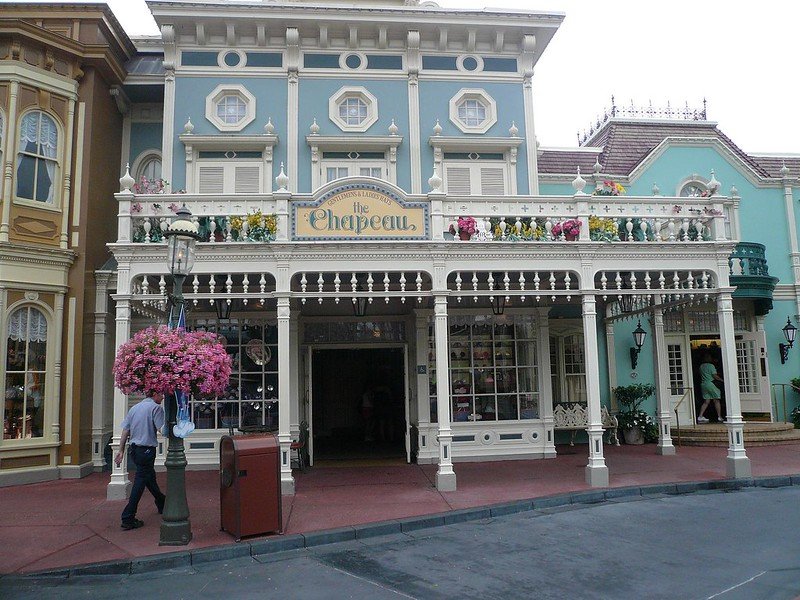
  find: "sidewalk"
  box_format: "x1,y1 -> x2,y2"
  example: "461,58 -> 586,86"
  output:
2,443 -> 800,575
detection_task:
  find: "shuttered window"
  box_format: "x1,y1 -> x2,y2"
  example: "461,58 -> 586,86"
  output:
443,161 -> 508,196
196,161 -> 262,193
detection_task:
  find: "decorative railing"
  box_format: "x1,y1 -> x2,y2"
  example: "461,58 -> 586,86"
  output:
728,242 -> 771,277
115,191 -> 734,246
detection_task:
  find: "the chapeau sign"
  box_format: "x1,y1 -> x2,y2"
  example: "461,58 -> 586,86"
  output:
292,183 -> 429,241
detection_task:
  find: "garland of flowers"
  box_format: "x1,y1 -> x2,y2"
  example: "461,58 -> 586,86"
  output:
113,326 -> 232,398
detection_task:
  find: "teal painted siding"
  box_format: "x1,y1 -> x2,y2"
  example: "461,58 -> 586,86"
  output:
129,121 -> 162,169
171,76 -> 288,190
417,80 -> 528,194
297,78 -> 410,193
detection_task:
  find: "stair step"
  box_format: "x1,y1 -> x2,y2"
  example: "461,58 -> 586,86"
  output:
670,423 -> 800,447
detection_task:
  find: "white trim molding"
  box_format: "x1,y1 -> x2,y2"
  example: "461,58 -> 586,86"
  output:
328,86 -> 378,133
179,133 -> 279,193
449,88 -> 497,135
205,83 -> 257,132
306,134 -> 403,190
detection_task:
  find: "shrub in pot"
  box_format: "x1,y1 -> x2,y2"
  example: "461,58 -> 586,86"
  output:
613,383 -> 658,444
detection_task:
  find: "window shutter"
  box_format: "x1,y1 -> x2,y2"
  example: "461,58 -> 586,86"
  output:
234,166 -> 261,194
480,167 -> 506,195
198,166 -> 224,194
445,167 -> 472,195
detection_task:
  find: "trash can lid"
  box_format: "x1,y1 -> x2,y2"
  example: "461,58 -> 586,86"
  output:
223,432 -> 279,455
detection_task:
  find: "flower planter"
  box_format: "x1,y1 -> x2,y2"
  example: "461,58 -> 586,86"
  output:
622,427 -> 645,445
459,231 -> 472,241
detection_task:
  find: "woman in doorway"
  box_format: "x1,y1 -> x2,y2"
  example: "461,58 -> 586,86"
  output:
697,353 -> 724,423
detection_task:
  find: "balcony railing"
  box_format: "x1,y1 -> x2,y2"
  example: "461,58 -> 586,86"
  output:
115,189 -> 734,246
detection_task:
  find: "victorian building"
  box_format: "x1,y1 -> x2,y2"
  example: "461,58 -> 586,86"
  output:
0,3 -> 134,484
3,1 -> 799,494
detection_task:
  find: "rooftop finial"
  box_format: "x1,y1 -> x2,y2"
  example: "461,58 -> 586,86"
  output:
572,166 -> 586,195
433,119 -> 442,136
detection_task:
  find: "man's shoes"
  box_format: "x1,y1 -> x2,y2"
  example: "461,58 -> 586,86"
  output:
156,498 -> 165,515
717,418 -> 725,423
696,416 -> 709,424
121,519 -> 144,530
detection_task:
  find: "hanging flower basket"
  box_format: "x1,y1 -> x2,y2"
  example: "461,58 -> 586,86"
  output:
113,325 -> 232,398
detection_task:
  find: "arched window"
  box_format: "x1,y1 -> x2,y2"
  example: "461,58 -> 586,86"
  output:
135,154 -> 162,181
4,306 -> 48,440
16,111 -> 59,203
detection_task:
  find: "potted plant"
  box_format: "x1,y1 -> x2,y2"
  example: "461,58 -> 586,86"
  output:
613,383 -> 657,444
449,216 -> 477,241
551,218 -> 581,241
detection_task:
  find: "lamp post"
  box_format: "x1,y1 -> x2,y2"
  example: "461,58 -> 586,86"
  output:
160,205 -> 200,546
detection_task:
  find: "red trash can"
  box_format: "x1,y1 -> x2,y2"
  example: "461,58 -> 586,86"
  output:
220,433 -> 282,541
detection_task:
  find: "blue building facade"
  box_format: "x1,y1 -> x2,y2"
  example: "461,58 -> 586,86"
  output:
102,0 -> 799,499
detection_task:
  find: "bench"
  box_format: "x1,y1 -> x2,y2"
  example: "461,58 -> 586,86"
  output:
553,403 -> 619,446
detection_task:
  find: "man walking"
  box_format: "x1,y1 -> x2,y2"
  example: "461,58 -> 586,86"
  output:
115,393 -> 167,530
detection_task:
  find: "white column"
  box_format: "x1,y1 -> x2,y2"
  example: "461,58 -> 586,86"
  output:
717,291 -> 751,478
652,298 -> 675,455
604,304 -> 619,411
414,312 -> 430,457
582,294 -> 609,487
289,319 -> 300,440
286,27 -> 300,192
107,297 -> 132,500
521,35 -> 539,195
0,80 -> 20,242
536,307 -> 556,457
433,296 -> 456,491
160,25 -> 177,191
59,97 -> 76,250
780,170 -> 800,319
92,273 -> 113,469
51,292 -> 65,446
407,30 -> 421,194
277,295 -> 295,494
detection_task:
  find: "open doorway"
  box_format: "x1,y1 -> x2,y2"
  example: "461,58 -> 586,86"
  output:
690,337 -> 726,422
311,347 -> 406,462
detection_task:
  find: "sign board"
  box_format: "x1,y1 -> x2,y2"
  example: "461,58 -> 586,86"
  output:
292,183 -> 429,241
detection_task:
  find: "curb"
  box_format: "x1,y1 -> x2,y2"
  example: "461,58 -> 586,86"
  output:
5,473 -> 799,580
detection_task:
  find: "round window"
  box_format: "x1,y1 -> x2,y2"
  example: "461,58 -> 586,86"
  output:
344,54 -> 362,69
462,56 -> 479,71
223,52 -> 241,67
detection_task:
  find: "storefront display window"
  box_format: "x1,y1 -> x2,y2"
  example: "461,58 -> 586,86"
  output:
190,319 -> 278,430
428,316 -> 539,423
4,306 -> 47,440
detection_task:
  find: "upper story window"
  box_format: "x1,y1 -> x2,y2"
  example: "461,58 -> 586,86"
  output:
16,111 -> 59,204
134,151 -> 162,182
5,306 -> 48,440
329,87 -> 378,133
217,95 -> 247,125
205,84 -> 256,132
679,182 -> 709,197
449,89 -> 497,134
457,99 -> 487,128
443,153 -> 508,196
339,97 -> 368,126
321,152 -> 386,184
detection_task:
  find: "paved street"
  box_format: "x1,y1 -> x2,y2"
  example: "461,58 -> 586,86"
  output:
3,485 -> 799,599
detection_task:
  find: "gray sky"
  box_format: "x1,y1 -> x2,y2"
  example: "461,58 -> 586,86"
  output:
43,0 -> 800,154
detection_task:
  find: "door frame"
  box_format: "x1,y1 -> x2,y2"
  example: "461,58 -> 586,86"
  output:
305,342 -> 410,465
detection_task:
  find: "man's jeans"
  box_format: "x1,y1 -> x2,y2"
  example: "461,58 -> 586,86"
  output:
121,445 -> 165,524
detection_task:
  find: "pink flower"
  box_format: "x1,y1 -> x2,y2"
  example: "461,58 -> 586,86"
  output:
113,326 -> 232,398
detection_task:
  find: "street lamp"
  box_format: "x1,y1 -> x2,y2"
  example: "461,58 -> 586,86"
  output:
779,317 -> 797,364
160,204 -> 200,546
630,320 -> 647,370
491,295 -> 506,316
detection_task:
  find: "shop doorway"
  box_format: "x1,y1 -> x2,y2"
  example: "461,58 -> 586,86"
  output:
690,337 -> 726,421
310,347 -> 407,463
